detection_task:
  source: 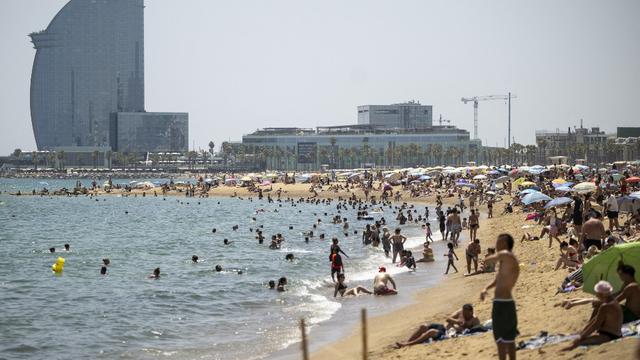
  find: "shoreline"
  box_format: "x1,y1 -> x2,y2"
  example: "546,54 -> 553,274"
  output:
310,211 -> 637,360
269,234 -> 450,360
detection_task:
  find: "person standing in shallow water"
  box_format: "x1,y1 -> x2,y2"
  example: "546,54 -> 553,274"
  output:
480,233 -> 519,360
391,228 -> 406,264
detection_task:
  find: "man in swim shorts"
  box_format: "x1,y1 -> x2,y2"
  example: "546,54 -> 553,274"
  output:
581,212 -> 606,250
373,267 -> 397,295
562,281 -> 623,351
394,304 -> 480,348
480,233 -> 519,360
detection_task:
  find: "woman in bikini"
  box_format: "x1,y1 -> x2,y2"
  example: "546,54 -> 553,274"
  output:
333,273 -> 372,297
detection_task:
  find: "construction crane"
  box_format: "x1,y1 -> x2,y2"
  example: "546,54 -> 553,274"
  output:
437,114 -> 451,126
461,93 -> 516,146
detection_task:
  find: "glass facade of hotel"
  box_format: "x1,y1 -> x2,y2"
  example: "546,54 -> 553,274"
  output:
111,112 -> 189,153
29,0 -> 188,155
30,0 -> 145,149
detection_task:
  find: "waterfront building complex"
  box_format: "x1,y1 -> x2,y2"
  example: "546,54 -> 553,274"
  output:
233,102 -> 481,170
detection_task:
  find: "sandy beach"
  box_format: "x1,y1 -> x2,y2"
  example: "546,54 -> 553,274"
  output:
6,174 -> 640,359
311,208 -> 638,360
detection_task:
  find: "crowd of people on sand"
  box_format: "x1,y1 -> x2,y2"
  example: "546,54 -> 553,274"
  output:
21,159 -> 640,358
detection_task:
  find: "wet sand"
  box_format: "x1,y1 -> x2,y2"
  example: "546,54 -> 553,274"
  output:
311,210 -> 638,360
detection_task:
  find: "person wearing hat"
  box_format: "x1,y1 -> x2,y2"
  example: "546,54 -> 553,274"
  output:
562,280 -> 623,351
372,266 -> 397,296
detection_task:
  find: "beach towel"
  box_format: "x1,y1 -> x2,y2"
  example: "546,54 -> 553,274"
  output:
517,320 -> 640,351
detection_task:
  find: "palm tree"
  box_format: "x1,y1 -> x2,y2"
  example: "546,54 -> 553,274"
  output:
432,144 -> 443,166
92,150 -> 99,168
106,150 -> 113,170
56,150 -> 65,170
329,137 -> 337,168
31,151 -> 38,171
12,149 -> 22,170
47,151 -> 56,169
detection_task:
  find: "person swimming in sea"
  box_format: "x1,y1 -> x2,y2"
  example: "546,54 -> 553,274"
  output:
149,267 -> 160,279
192,255 -> 199,263
277,277 -> 287,292
100,266 -> 107,275
64,244 -> 70,251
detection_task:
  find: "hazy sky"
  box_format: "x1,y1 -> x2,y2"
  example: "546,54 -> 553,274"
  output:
1,0 -> 639,154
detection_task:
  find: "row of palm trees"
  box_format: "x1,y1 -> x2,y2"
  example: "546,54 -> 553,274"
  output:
10,138 -> 638,172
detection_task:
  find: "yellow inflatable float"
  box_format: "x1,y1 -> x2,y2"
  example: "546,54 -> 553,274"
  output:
51,257 -> 65,274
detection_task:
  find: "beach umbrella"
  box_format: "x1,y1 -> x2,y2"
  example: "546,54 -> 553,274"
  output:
513,177 -> 526,186
456,182 -> 476,188
544,197 -> 573,209
418,175 -> 432,181
519,188 -> 540,196
520,181 -> 536,188
626,177 -> 640,183
617,196 -> 640,213
486,191 -> 496,195
574,182 -> 597,193
383,183 -> 393,191
521,191 -> 552,205
552,181 -> 574,188
261,180 -> 272,186
555,186 -> 575,193
582,242 -> 640,295
552,178 -> 567,185
630,191 -> 640,199
495,176 -> 510,184
473,174 -> 487,180
612,173 -> 624,181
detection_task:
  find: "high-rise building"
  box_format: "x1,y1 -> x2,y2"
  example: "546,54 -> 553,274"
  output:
357,101 -> 432,129
29,0 -> 188,153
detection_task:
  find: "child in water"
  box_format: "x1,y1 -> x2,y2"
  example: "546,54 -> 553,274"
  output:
444,243 -> 459,274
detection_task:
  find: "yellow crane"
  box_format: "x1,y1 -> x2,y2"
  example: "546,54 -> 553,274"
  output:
461,93 -> 516,146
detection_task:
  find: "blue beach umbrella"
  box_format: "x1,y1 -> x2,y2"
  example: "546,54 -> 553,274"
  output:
544,197 -> 573,209
552,181 -> 574,188
418,175 -> 432,181
519,188 -> 539,196
522,192 -> 552,205
555,186 -> 575,193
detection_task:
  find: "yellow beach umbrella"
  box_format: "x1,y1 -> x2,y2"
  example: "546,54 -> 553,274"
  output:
552,178 -> 567,185
520,181 -> 536,188
513,177 -> 526,186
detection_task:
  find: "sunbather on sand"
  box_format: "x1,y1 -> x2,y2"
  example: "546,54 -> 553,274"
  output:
561,281 -> 622,351
395,304 -> 480,348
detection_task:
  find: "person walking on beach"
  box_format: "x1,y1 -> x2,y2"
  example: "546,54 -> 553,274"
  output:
469,209 -> 479,241
480,233 -> 519,360
330,251 -> 344,282
444,242 -> 459,274
391,228 -> 407,263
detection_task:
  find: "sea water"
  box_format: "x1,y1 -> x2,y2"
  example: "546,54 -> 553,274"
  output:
0,179 -> 440,360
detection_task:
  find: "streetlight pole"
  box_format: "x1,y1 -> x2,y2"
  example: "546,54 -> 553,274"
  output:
507,92 -> 511,148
